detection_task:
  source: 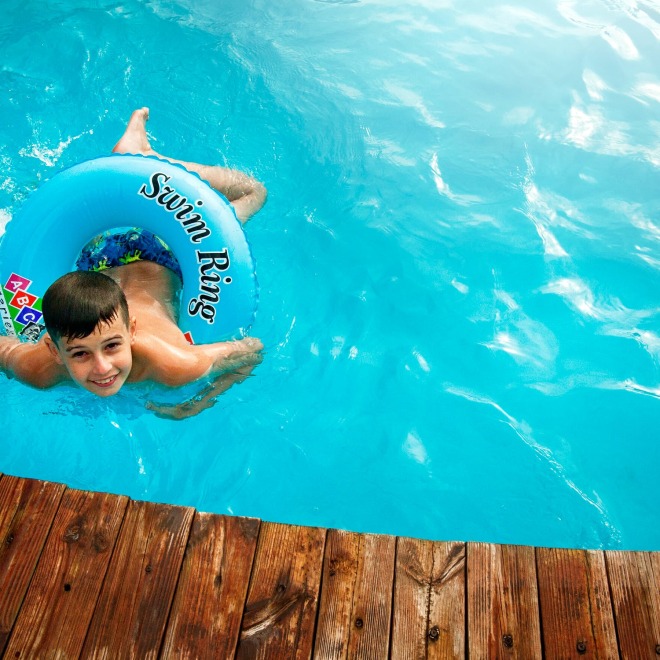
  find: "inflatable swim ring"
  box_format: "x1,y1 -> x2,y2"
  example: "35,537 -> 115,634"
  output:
0,155 -> 257,344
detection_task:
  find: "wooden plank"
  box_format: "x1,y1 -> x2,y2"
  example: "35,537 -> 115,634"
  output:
236,521 -> 326,659
314,529 -> 396,659
343,532 -> 395,659
467,542 -> 542,659
0,476 -> 66,654
81,499 -> 194,659
313,529 -> 361,659
607,550 -> 660,659
160,513 -> 260,659
3,487 -> 128,658
391,538 -> 465,659
536,547 -> 618,658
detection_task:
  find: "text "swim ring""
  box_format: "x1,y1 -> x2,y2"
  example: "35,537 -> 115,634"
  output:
0,155 -> 257,344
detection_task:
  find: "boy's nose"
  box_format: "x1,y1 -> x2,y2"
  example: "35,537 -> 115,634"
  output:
92,353 -> 112,374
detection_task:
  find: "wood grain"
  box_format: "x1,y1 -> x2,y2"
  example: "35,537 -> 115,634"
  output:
4,475 -> 660,660
392,538 -> 465,659
3,487 -> 128,658
0,476 -> 66,654
607,550 -> 660,659
467,542 -> 542,659
81,499 -> 194,659
161,512 -> 260,659
345,532 -> 395,659
314,529 -> 396,659
314,529 -> 362,659
237,521 -> 326,659
536,547 -> 618,659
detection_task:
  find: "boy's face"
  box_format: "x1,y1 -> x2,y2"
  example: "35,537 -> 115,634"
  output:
46,314 -> 137,397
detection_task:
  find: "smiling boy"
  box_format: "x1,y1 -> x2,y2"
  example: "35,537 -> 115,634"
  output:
42,271 -> 136,397
0,108 -> 265,417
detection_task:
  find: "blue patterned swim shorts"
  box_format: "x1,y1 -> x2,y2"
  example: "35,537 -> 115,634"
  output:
76,228 -> 183,281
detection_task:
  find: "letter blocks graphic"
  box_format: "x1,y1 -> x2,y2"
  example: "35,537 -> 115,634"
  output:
0,273 -> 45,341
5,273 -> 30,293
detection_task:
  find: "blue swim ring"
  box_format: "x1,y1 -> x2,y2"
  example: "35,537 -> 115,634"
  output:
0,154 -> 257,344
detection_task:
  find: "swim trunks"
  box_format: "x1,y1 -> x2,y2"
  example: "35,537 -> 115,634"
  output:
75,228 -> 183,281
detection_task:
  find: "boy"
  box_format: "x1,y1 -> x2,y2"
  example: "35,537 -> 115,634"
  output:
0,108 -> 266,418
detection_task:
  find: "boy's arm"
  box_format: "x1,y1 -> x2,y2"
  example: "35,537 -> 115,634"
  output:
144,337 -> 263,419
0,336 -> 64,388
0,336 -> 18,374
146,364 -> 257,420
208,337 -> 264,374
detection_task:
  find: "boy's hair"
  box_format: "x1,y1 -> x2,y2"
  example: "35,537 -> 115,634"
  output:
42,271 -> 130,343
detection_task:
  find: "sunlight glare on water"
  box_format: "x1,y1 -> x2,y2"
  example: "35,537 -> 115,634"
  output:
0,0 -> 659,550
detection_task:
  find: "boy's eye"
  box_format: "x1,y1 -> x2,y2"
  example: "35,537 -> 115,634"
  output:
72,351 -> 87,359
105,341 -> 121,350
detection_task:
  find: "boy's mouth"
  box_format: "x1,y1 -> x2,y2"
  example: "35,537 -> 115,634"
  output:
91,374 -> 119,388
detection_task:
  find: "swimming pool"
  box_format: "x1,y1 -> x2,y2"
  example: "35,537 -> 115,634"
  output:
1,0 -> 658,550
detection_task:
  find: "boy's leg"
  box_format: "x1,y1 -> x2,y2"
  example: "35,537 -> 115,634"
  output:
113,108 -> 266,223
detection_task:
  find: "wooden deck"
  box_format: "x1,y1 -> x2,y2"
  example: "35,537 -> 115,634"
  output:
0,474 -> 658,658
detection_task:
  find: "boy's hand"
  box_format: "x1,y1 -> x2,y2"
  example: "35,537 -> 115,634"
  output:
146,398 -> 215,420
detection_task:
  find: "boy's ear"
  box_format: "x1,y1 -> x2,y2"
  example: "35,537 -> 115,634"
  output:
44,334 -> 64,365
129,316 -> 137,343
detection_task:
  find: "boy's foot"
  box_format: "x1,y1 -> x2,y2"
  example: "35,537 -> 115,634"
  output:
112,107 -> 155,155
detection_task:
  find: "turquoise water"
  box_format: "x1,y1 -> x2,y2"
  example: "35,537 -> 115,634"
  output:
1,0 -> 659,550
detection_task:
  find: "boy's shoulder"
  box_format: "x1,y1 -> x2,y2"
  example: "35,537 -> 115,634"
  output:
129,331 -> 213,387
130,331 -> 262,388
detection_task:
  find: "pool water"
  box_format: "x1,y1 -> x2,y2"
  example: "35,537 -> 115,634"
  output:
1,0 -> 659,550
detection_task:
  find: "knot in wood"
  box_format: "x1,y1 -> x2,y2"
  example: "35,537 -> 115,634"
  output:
355,618 -> 364,629
576,640 -> 587,654
145,564 -> 153,574
502,634 -> 514,649
428,626 -> 440,642
93,531 -> 109,553
5,533 -> 14,546
655,644 -> 660,655
63,525 -> 81,543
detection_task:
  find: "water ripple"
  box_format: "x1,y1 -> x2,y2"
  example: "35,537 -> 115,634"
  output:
443,383 -> 621,545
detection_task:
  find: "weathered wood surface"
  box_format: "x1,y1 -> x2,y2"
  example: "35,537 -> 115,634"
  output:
161,512 -> 260,659
4,488 -> 128,658
392,538 -> 465,659
0,474 -> 659,659
467,542 -> 542,659
536,547 -> 618,659
81,499 -> 194,659
0,476 -> 65,655
314,529 -> 396,659
606,551 -> 660,660
236,521 -> 326,659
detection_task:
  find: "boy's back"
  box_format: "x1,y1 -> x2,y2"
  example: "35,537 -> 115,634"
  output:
108,260 -> 262,387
